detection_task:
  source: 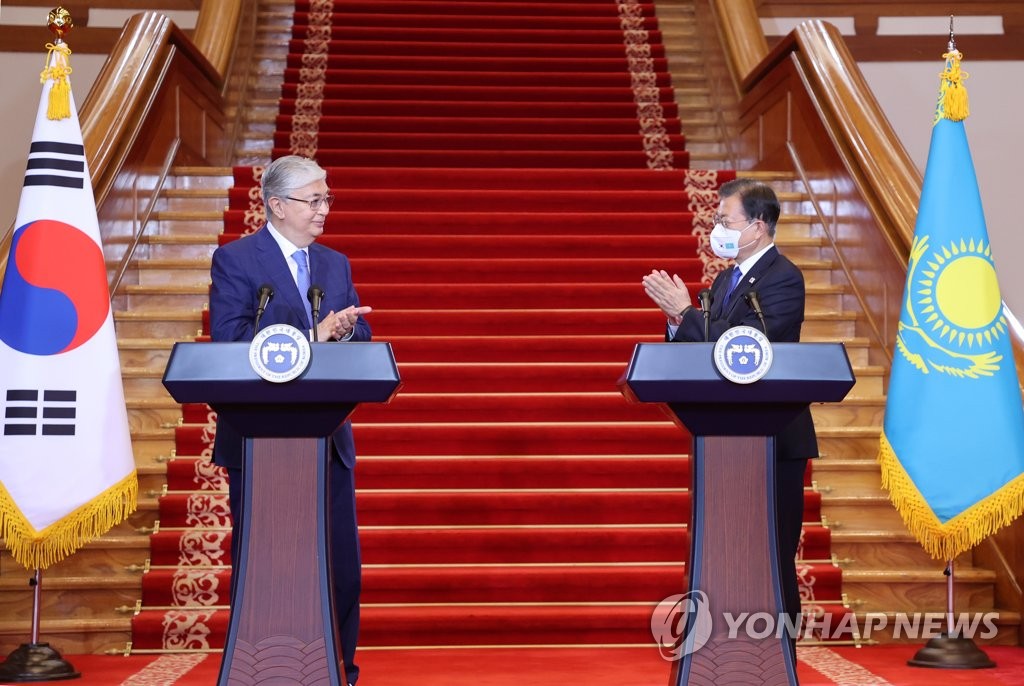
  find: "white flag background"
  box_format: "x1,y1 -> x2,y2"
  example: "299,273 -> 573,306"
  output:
0,45 -> 137,570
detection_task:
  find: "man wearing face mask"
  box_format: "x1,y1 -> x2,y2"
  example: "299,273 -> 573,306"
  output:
641,178 -> 817,654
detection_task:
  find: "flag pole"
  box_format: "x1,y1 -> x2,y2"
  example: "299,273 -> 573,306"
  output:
873,12 -> 1014,669
0,7 -> 99,682
30,570 -> 42,646
906,560 -> 996,668
0,569 -> 81,681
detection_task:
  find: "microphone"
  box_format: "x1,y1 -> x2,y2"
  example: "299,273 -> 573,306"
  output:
254,284 -> 273,332
307,285 -> 324,342
743,290 -> 768,334
697,288 -> 713,342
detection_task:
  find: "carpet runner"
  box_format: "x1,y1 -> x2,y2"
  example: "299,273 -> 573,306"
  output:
30,646 -> 1024,686
130,0 -> 856,653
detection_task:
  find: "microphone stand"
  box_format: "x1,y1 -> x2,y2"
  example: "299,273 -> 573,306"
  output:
697,289 -> 712,342
307,286 -> 324,342
254,285 -> 273,332
744,291 -> 768,335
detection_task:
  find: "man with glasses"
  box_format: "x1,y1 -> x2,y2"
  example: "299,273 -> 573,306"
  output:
642,178 -> 817,657
209,155 -> 371,684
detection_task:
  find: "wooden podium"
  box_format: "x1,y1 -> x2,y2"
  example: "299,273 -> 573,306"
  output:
620,342 -> 854,686
163,342 -> 400,686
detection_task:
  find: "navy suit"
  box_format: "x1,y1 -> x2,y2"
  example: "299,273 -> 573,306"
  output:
671,246 -> 817,637
209,226 -> 369,683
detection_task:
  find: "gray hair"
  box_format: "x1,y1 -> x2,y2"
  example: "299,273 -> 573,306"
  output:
260,155 -> 327,208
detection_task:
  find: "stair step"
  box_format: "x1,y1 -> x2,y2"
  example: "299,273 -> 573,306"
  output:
0,536 -> 150,577
841,568 -> 996,613
0,619 -> 131,655
830,531 -> 953,569
127,396 -> 184,430
820,493 -> 903,531
0,575 -> 141,623
811,458 -> 886,496
810,396 -> 885,428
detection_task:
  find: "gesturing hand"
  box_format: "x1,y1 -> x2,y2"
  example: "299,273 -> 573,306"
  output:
642,269 -> 692,324
318,305 -> 373,341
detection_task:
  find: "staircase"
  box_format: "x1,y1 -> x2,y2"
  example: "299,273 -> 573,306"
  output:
0,0 -> 1018,658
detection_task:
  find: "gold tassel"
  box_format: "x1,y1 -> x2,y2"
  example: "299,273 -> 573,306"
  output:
940,49 -> 970,122
878,431 -> 1024,560
40,42 -> 73,121
0,473 -> 137,570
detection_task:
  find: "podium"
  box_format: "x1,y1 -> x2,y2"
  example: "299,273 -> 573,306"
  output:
163,342 -> 400,686
619,342 -> 854,686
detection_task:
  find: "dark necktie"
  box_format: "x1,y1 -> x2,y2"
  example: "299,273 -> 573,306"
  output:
722,267 -> 743,308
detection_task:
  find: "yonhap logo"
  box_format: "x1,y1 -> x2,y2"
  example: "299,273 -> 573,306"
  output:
650,591 -> 713,660
713,325 -> 773,384
249,324 -> 311,383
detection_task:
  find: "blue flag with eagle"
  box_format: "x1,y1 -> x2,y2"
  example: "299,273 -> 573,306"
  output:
879,44 -> 1024,560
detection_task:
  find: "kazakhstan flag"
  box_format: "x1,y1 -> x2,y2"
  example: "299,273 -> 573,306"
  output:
879,46 -> 1024,561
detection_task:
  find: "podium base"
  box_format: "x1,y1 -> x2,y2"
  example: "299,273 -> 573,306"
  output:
907,634 -> 996,669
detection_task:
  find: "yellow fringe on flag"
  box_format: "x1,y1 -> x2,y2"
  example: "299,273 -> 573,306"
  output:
40,42 -> 73,121
879,431 -> 1024,560
0,472 -> 137,570
939,49 -> 970,122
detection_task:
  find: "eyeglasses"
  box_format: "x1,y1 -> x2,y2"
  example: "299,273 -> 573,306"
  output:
712,213 -> 753,227
284,194 -> 335,211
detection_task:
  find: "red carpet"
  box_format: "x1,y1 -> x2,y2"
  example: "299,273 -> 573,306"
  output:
9,647 -> 1024,685
130,0 -> 858,656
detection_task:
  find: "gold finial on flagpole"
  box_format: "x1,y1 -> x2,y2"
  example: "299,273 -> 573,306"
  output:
939,14 -> 970,122
42,7 -> 74,120
47,6 -> 74,43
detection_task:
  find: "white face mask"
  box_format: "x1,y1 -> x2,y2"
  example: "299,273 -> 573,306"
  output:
709,221 -> 757,259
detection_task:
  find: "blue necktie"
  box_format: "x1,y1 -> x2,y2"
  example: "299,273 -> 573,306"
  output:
291,249 -> 313,328
722,267 -> 743,307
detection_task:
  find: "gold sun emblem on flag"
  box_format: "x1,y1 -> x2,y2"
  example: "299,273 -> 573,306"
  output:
896,235 -> 1005,378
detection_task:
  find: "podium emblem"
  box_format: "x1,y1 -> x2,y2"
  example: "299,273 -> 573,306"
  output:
713,325 -> 773,384
249,324 -> 311,383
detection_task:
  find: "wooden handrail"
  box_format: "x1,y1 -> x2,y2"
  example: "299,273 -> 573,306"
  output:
746,21 -> 921,259
193,0 -> 245,80
80,13 -> 223,209
712,0 -> 770,93
0,0 -> 251,289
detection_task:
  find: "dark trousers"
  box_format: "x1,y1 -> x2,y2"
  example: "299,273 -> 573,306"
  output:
776,457 -> 808,656
226,456 -> 362,684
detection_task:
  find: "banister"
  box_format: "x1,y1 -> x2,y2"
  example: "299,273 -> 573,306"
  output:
79,12 -> 222,209
712,0 -> 770,93
789,21 -> 922,256
193,0 -> 244,80
1,0 -> 252,290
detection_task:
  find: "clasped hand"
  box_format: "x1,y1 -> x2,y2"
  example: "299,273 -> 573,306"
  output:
642,269 -> 692,325
317,305 -> 372,341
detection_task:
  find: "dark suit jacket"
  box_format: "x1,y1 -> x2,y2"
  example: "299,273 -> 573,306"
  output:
670,245 -> 818,461
208,226 -> 371,469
